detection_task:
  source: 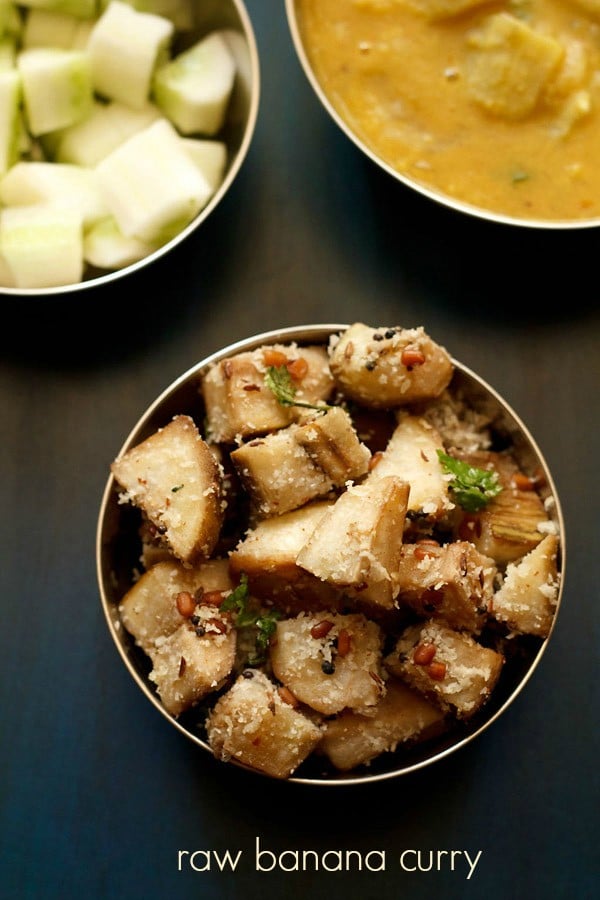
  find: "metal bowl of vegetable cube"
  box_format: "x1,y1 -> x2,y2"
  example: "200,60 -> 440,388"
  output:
0,0 -> 260,294
96,323 -> 566,785
285,0 -> 600,229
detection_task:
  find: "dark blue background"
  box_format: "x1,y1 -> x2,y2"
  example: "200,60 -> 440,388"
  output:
1,2 -> 598,898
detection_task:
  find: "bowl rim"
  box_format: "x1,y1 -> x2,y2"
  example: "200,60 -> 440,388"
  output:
284,0 -> 600,232
0,0 -> 261,298
96,323 -> 567,786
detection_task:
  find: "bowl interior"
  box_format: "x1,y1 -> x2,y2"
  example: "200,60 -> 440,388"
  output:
1,0 -> 260,297
97,324 -> 565,785
285,0 -> 600,231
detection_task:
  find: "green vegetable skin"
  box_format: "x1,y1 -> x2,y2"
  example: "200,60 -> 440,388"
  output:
436,450 -> 503,512
220,574 -> 282,666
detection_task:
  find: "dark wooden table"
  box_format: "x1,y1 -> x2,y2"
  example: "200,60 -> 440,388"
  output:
1,3 -> 597,898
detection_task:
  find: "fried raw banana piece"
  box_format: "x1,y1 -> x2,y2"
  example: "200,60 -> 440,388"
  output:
202,353 -> 291,443
119,558 -> 235,717
231,407 -> 371,518
296,475 -> 410,610
228,501 -> 345,614
206,670 -> 323,779
148,609 -> 236,716
385,620 -> 504,719
231,427 -> 332,517
453,450 -> 552,564
294,406 -> 372,483
490,534 -> 560,637
328,323 -> 453,408
201,344 -> 334,443
270,612 -> 385,716
138,517 -> 177,569
394,540 -> 496,633
319,678 -> 446,771
111,415 -> 223,563
120,557 -> 232,653
367,412 -> 452,521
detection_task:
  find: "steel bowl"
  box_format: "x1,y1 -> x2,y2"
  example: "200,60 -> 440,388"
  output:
0,0 -> 260,296
285,0 -> 600,230
96,324 -> 566,785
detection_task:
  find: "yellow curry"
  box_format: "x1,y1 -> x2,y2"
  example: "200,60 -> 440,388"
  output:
294,0 -> 600,222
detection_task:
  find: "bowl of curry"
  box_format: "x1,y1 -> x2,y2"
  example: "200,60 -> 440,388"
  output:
286,0 -> 600,228
97,322 -> 566,784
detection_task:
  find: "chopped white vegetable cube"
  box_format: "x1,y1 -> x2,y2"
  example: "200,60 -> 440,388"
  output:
22,9 -> 95,50
0,203 -> 83,288
88,0 -> 174,109
70,17 -> 93,49
18,47 -> 93,135
18,0 -> 97,20
0,247 -> 16,286
0,69 -> 21,176
84,215 -> 159,269
23,9 -> 76,48
50,99 -> 162,165
111,0 -> 194,31
181,137 -> 226,192
153,31 -> 236,135
0,160 -> 108,227
96,117 -> 212,243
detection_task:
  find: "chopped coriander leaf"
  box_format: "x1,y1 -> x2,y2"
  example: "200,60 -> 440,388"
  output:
437,450 -> 503,512
236,605 -> 259,629
255,610 -> 282,649
264,365 -> 332,411
221,573 -> 282,665
220,573 -> 250,615
265,365 -> 296,406
248,610 -> 283,665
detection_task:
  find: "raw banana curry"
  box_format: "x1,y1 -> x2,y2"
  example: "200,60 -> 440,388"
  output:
110,324 -> 562,779
294,0 -> 600,222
